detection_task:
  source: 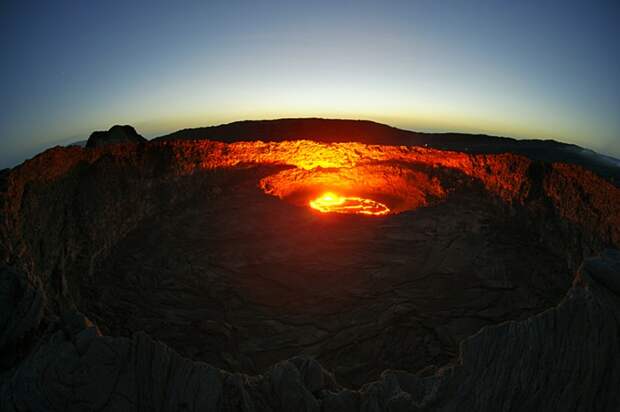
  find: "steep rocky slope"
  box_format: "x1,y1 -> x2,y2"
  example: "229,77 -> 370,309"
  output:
1,131 -> 620,410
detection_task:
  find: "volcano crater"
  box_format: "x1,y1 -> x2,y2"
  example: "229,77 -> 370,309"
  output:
3,138 -> 619,390
70,148 -> 577,387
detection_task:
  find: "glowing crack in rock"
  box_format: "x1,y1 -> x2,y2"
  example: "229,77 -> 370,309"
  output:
309,192 -> 390,216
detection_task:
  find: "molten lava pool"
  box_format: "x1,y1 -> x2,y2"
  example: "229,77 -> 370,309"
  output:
309,192 -> 390,216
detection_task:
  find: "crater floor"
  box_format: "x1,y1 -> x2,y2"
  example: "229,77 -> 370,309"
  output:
83,169 -> 570,387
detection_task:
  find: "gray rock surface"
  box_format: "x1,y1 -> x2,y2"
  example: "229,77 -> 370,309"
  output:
1,251 -> 619,411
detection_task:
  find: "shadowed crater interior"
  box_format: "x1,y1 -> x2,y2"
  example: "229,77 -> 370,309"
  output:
77,152 -> 573,387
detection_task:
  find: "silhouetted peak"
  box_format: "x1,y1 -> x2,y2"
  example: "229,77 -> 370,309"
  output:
86,125 -> 146,148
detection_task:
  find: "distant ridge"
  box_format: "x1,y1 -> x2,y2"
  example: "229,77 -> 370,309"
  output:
156,118 -> 515,147
156,118 -> 619,184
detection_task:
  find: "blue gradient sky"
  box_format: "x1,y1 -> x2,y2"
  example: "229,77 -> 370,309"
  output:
1,1 -> 619,168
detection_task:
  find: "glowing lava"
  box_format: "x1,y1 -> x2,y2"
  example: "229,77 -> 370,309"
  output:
309,192 -> 390,216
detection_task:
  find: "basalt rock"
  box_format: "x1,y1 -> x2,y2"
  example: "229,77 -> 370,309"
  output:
0,250 -> 618,411
0,266 -> 44,370
86,125 -> 147,148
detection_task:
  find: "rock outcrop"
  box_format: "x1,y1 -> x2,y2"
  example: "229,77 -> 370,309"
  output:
0,267 -> 44,370
86,125 -> 146,148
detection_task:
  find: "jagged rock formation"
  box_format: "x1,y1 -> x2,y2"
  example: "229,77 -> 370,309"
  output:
86,125 -> 146,148
1,122 -> 620,410
1,250 -> 619,411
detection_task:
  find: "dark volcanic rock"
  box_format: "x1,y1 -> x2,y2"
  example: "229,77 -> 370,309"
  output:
1,251 -> 619,411
0,267 -> 44,369
581,249 -> 620,294
86,125 -> 146,148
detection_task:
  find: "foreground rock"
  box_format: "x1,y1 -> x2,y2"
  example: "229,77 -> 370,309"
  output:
156,118 -> 620,184
0,267 -> 44,370
1,250 -> 619,411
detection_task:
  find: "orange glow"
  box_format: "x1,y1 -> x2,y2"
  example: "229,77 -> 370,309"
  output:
309,192 -> 390,216
152,138 -> 530,215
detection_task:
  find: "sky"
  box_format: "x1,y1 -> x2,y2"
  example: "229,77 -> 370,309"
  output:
1,0 -> 619,168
